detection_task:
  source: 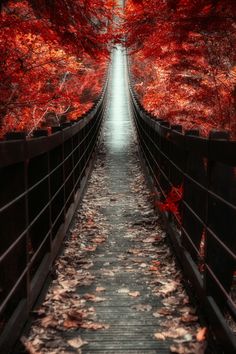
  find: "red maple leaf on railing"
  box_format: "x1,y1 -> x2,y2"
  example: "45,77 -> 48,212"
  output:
156,185 -> 183,222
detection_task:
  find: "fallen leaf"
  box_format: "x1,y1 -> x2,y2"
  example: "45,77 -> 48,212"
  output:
178,306 -> 195,314
162,296 -> 178,306
140,263 -> 147,268
79,279 -> 94,287
40,315 -> 57,328
129,291 -> 140,297
196,327 -> 207,342
117,288 -> 130,294
81,262 -> 93,270
159,282 -> 178,296
83,293 -> 106,302
68,310 -> 88,321
160,327 -> 189,339
152,260 -> 161,266
63,319 -> 81,329
50,287 -> 69,299
132,304 -> 152,312
153,312 -> 161,318
149,266 -> 159,271
82,245 -> 97,252
154,333 -> 166,340
60,279 -> 78,290
143,237 -> 156,243
67,337 -> 88,349
81,322 -> 110,330
86,218 -> 95,227
172,328 -> 190,337
92,237 -> 106,244
181,314 -> 198,323
96,287 -> 106,292
153,308 -> 173,317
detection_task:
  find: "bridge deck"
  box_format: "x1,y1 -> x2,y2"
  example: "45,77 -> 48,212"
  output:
21,48 -> 204,354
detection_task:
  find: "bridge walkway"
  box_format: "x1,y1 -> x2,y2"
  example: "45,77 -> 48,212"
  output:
21,47 -> 204,354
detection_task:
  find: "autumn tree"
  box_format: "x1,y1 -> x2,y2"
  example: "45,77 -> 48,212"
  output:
125,0 -> 236,137
0,0 -> 115,136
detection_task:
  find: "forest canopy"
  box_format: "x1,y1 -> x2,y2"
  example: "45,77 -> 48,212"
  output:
124,0 -> 236,137
0,0 -> 235,138
0,0 -> 115,136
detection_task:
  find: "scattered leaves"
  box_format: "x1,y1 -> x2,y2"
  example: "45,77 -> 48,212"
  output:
21,137 -> 204,353
170,342 -> 207,353
154,327 -> 190,340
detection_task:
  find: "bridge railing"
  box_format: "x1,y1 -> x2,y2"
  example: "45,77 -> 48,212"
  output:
129,82 -> 236,353
0,79 -> 108,353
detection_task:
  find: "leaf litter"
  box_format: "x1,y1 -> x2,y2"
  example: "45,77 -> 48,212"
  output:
20,155 -> 111,353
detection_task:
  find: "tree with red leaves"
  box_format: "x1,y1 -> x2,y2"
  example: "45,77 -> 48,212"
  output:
29,0 -> 115,56
0,0 -> 115,136
125,0 -> 236,137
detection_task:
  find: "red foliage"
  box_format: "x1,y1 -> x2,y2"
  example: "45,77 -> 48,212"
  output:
156,185 -> 183,222
124,0 -> 236,138
0,0 -> 115,137
29,0 -> 115,56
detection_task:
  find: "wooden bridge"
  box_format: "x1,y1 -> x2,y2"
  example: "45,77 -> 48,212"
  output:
0,47 -> 236,354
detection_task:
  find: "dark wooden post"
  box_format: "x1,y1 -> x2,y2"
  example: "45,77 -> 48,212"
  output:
169,125 -> 184,187
27,151 -> 50,282
157,121 -> 170,200
181,130 -> 207,262
63,136 -> 74,213
49,143 -> 64,239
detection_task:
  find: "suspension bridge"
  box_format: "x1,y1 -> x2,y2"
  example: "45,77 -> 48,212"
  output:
0,46 -> 235,354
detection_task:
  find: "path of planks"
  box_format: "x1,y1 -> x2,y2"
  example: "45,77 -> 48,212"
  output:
77,47 -> 172,353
